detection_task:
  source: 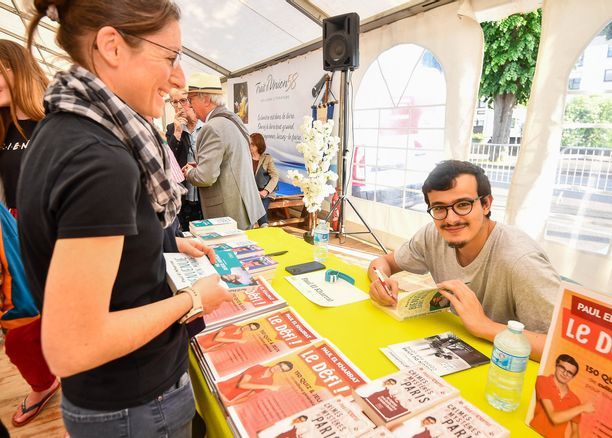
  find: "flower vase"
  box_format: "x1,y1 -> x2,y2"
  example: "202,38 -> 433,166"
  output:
303,211 -> 318,245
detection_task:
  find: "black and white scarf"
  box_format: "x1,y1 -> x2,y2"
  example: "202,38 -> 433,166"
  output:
44,65 -> 185,227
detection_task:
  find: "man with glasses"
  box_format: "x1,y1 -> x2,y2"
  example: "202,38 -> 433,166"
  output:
368,160 -> 560,360
530,354 -> 594,437
181,73 -> 263,230
165,88 -> 203,230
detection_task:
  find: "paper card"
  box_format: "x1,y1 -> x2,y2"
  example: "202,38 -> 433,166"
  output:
285,270 -> 369,307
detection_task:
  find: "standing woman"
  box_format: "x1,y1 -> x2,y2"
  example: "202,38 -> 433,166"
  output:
249,133 -> 279,227
0,40 -> 48,217
0,39 -> 61,428
21,1 -> 231,437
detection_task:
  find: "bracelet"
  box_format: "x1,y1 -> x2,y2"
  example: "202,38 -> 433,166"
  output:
176,287 -> 204,324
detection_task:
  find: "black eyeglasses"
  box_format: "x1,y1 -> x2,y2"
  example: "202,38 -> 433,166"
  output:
118,30 -> 182,68
427,195 -> 486,220
169,98 -> 190,107
556,363 -> 577,377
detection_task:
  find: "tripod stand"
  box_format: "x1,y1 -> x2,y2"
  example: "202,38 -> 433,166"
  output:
324,70 -> 387,254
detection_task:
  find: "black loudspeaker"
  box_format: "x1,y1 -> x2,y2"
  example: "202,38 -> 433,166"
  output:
323,12 -> 360,72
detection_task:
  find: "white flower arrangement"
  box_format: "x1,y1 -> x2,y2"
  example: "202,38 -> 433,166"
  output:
288,116 -> 340,213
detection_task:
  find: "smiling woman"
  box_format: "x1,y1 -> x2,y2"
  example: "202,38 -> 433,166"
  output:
16,1 -> 232,437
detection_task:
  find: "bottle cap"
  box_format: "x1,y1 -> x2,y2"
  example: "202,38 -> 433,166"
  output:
508,320 -> 524,332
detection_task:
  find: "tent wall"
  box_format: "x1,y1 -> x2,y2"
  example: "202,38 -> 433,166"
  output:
342,0 -> 484,248
505,0 -> 612,291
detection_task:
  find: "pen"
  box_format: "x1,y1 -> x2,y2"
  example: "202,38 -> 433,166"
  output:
264,250 -> 288,257
372,267 -> 395,300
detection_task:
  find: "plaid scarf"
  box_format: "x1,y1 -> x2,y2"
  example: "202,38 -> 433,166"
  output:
44,65 -> 185,227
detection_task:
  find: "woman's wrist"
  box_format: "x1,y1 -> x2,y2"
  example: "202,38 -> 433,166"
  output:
176,287 -> 204,324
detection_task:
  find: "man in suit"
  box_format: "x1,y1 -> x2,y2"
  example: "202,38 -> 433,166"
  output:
182,73 -> 264,230
165,87 -> 203,230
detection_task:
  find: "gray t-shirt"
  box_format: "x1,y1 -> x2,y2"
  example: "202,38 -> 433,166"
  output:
394,222 -> 560,333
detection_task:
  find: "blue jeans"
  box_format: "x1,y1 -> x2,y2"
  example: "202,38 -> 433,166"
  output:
258,196 -> 271,226
61,372 -> 195,438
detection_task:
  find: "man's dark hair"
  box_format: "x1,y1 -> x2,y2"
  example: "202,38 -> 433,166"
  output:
556,354 -> 579,374
422,160 -> 492,218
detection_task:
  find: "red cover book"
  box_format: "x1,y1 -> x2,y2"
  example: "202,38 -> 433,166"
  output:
216,340 -> 368,438
195,307 -> 320,380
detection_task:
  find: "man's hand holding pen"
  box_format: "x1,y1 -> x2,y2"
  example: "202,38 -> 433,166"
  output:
370,266 -> 399,306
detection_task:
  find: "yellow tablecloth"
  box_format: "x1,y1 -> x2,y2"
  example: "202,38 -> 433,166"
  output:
189,227 -> 540,437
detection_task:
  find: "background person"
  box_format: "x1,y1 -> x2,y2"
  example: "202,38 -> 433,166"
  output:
249,133 -> 279,227
165,87 -> 202,230
368,160 -> 560,361
20,1 -> 231,436
0,39 -> 60,428
0,39 -> 47,217
182,72 -> 264,230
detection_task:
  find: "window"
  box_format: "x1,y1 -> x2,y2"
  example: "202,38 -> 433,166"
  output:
607,45 -> 612,57
568,77 -> 581,90
352,44 -> 446,211
575,53 -> 584,67
546,21 -> 612,254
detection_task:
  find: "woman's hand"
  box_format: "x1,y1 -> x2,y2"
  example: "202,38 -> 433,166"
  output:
259,189 -> 268,199
192,275 -> 233,314
176,237 -> 216,264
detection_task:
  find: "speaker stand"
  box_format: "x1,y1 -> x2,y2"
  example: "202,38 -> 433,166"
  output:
325,70 -> 387,254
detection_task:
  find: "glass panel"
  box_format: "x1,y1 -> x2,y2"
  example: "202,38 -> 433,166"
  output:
545,21 -> 612,255
351,43 -> 446,213
353,109 -> 380,129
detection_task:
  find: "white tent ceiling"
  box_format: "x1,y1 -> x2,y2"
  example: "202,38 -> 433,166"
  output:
0,0 -> 541,79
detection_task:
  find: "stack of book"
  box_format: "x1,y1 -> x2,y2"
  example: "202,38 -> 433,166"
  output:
240,255 -> 278,281
210,240 -> 265,260
189,217 -> 238,234
202,277 -> 287,332
353,367 -> 509,437
210,339 -> 369,437
192,307 -> 320,382
188,217 -> 247,245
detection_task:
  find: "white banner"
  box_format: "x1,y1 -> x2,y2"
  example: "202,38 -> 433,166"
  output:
228,49 -> 340,184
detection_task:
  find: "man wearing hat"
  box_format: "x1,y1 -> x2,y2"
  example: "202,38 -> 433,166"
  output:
182,72 -> 264,230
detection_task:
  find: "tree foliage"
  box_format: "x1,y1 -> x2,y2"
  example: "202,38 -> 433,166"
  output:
562,96 -> 612,148
480,10 -> 541,106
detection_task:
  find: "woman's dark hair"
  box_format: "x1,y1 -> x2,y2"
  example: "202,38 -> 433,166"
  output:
27,0 -> 181,69
0,40 -> 48,141
250,132 -> 266,155
422,160 -> 492,218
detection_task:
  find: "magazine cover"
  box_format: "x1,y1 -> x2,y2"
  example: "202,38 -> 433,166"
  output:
525,282 -> 610,437
242,255 -> 278,273
216,340 -> 368,438
353,366 -> 459,428
212,248 -> 257,290
163,252 -> 219,292
257,396 -> 374,438
202,277 -> 286,331
189,217 -> 237,235
196,307 -> 320,380
210,242 -> 264,260
381,332 -> 489,376
393,397 -> 509,437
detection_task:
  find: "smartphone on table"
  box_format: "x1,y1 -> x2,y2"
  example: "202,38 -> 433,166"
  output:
285,261 -> 326,275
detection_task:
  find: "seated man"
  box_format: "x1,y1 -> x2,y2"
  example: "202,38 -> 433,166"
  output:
368,160 -> 560,360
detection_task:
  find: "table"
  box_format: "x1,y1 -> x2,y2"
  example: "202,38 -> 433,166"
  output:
189,227 -> 540,437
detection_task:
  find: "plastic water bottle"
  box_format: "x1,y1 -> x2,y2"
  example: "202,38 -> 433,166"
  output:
485,320 -> 531,412
313,220 -> 329,262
